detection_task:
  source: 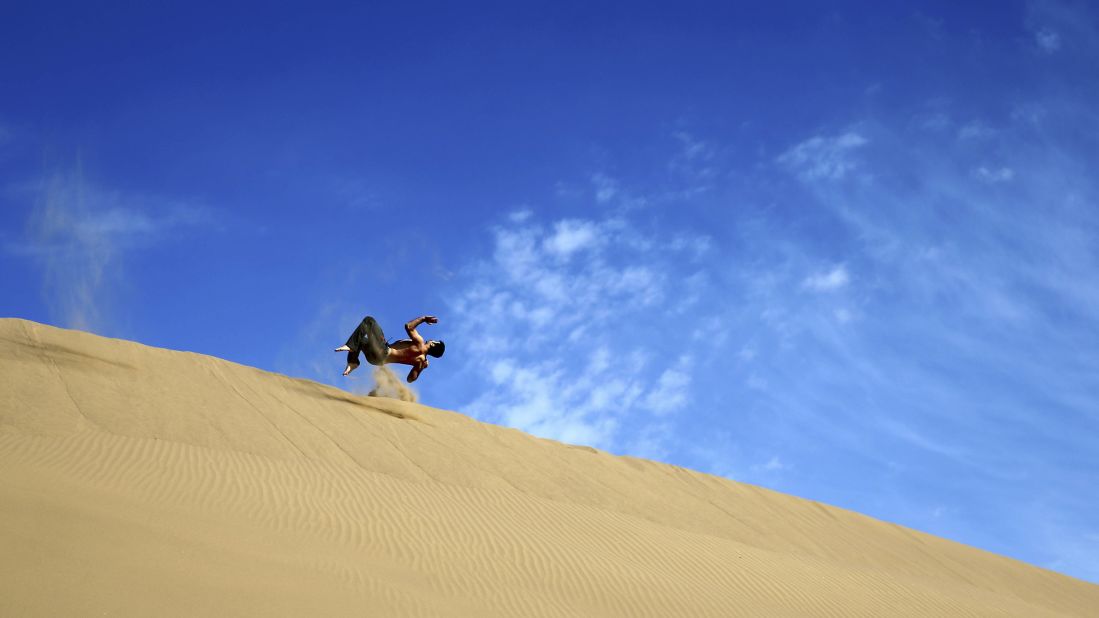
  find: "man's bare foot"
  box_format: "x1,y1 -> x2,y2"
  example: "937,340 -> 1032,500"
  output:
343,362 -> 359,376
334,345 -> 351,352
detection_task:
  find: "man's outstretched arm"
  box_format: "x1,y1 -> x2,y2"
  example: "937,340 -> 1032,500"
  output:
407,359 -> 428,383
404,315 -> 438,344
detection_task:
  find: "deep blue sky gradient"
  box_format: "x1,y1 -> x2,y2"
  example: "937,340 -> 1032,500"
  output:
3,1 -> 1098,582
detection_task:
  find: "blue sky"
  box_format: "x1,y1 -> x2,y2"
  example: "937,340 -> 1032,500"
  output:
3,1 -> 1098,583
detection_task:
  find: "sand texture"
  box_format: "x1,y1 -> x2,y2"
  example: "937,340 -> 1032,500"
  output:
1,318 -> 1097,616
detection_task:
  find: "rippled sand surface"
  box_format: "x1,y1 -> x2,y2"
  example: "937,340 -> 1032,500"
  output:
2,318 -> 1096,616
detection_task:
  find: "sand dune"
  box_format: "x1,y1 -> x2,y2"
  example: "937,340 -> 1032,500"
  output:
1,318 -> 1096,616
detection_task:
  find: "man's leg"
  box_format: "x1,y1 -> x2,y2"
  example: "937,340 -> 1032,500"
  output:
338,316 -> 375,375
361,317 -> 389,365
346,317 -> 374,349
343,353 -> 360,376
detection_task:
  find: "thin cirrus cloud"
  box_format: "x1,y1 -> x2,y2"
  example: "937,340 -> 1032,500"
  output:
776,132 -> 868,181
1035,28 -> 1062,53
751,456 -> 792,473
974,166 -> 1016,183
7,171 -> 208,332
749,101 -> 1099,579
802,266 -> 850,292
1026,0 -> 1099,58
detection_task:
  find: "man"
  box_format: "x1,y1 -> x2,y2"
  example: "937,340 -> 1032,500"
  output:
335,314 -> 445,383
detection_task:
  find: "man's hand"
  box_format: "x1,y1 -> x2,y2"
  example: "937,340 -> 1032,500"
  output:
424,315 -> 438,324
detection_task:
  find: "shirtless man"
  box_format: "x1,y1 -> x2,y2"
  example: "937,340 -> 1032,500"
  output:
335,315 -> 445,383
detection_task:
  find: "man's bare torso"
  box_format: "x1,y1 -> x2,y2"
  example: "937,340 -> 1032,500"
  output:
385,339 -> 427,366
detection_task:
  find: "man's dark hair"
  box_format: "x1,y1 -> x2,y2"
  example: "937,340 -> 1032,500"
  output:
427,340 -> 445,358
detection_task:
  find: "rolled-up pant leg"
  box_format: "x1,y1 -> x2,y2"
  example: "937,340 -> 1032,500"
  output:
346,316 -> 388,366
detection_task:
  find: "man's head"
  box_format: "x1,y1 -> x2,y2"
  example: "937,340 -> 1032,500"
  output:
427,340 -> 446,358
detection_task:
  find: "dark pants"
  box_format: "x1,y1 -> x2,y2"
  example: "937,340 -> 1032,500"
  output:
346,316 -> 388,366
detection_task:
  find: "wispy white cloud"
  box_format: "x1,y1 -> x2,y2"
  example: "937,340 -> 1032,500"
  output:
777,132 -> 868,181
643,362 -> 691,415
746,96 -> 1099,580
751,456 -> 792,473
542,219 -> 602,258
7,170 -> 209,332
1026,0 -> 1099,58
589,172 -> 648,209
591,173 -> 619,204
448,209 -> 709,450
802,265 -> 850,292
879,419 -> 968,460
958,121 -> 996,141
509,209 -> 533,223
1035,28 -> 1062,53
974,166 -> 1015,183
668,131 -> 718,191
